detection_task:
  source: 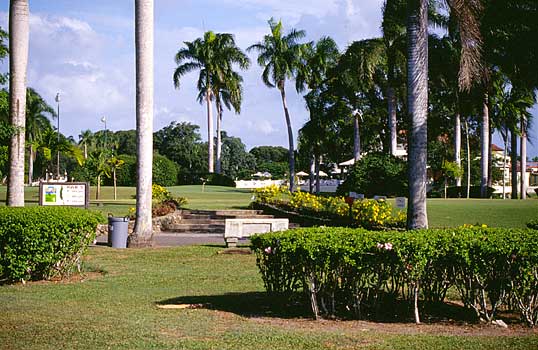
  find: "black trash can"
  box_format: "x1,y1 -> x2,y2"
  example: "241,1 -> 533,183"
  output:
108,216 -> 129,248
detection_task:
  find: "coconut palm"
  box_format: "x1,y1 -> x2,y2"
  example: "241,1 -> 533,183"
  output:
248,18 -> 308,191
130,0 -> 154,247
25,88 -> 55,185
78,129 -> 94,159
7,0 -> 29,206
107,156 -> 124,200
174,32 -> 246,174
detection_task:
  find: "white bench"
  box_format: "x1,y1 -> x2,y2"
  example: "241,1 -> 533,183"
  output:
224,218 -> 289,247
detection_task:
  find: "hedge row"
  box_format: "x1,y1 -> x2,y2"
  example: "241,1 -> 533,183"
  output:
0,207 -> 103,282
250,227 -> 538,326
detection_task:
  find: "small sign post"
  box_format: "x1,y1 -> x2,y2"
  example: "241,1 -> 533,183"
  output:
39,182 -> 90,209
395,197 -> 407,209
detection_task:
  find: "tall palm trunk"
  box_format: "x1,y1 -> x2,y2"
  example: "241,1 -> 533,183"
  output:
131,0 -> 154,247
465,119 -> 471,198
206,87 -> 215,173
315,156 -> 321,195
511,129 -> 518,199
84,144 -> 88,159
309,155 -> 315,194
480,95 -> 489,198
501,128 -> 508,199
7,0 -> 29,207
454,113 -> 462,187
520,117 -> 527,199
96,174 -> 101,200
406,0 -> 429,233
28,145 -> 34,185
215,99 -> 222,174
387,86 -> 398,155
113,168 -> 117,200
279,83 -> 295,192
353,113 -> 361,161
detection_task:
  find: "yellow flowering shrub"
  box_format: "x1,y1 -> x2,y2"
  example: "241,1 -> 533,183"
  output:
152,184 -> 170,202
289,190 -> 323,211
352,199 -> 393,229
253,185 -> 290,204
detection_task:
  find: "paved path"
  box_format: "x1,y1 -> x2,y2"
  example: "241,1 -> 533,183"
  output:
95,232 -> 249,247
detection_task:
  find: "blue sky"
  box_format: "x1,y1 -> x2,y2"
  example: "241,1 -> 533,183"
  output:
0,0 -> 537,158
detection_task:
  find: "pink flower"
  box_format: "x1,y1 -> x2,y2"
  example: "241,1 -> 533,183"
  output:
264,247 -> 273,254
384,243 -> 393,251
376,243 -> 384,249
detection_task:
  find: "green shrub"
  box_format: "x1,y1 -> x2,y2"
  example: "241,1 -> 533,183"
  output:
337,153 -> 407,197
428,185 -> 495,198
151,184 -> 187,217
251,227 -> 538,325
153,154 -> 179,186
0,207 -> 104,282
113,154 -> 137,186
527,219 -> 538,230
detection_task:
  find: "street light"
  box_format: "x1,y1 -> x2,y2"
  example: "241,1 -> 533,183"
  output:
101,116 -> 107,149
55,92 -> 61,178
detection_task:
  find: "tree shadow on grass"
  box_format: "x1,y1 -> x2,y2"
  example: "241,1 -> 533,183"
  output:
157,291 -> 313,319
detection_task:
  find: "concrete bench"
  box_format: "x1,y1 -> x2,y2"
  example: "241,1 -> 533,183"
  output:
224,218 -> 289,247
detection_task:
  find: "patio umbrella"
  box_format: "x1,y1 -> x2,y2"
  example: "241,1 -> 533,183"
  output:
318,170 -> 328,177
296,171 -> 309,176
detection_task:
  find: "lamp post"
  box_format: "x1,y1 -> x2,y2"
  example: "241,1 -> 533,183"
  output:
101,116 -> 107,149
55,93 -> 61,178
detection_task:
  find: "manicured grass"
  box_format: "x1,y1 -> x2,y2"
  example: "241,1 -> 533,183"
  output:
1,185 -> 537,227
1,246 -> 538,349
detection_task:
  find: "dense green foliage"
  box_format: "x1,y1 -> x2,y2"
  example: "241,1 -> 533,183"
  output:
0,207 -> 103,282
153,153 -> 179,186
338,153 -> 408,197
527,219 -> 538,230
428,186 -> 495,198
251,226 -> 538,325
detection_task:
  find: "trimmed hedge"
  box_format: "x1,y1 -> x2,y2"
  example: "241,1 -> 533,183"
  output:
428,186 -> 495,198
251,227 -> 538,325
0,207 -> 104,282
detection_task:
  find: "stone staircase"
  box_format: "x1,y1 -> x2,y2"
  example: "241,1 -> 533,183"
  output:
161,209 -> 285,235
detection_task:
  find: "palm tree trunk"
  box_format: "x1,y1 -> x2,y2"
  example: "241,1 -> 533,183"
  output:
511,129 -> 518,199
480,95 -> 489,198
387,86 -> 398,155
315,155 -> 321,195
309,155 -> 315,194
113,168 -> 117,200
7,0 -> 29,207
502,131 -> 508,199
353,113 -> 361,161
28,145 -> 34,185
454,113 -> 462,187
131,0 -> 154,248
520,117 -> 527,199
279,84 -> 295,192
406,0 -> 429,231
215,99 -> 222,174
465,119 -> 471,199
84,143 -> 87,159
96,174 -> 101,200
206,88 -> 215,173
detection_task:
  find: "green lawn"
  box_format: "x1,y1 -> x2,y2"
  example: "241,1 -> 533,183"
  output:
0,185 -> 537,227
1,246 -> 537,350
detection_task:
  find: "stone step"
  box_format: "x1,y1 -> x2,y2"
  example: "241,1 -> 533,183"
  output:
167,223 -> 225,234
214,214 -> 274,219
176,219 -> 224,225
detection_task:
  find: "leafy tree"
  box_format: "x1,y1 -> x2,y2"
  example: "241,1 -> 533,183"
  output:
248,18 -> 308,191
153,121 -> 207,173
338,153 -> 408,198
0,26 -> 7,85
249,146 -> 288,164
78,129 -> 93,159
107,156 -> 125,200
114,129 -> 137,156
219,132 -> 256,179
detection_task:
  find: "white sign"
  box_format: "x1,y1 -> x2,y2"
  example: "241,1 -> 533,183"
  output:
395,197 -> 407,209
40,182 -> 88,207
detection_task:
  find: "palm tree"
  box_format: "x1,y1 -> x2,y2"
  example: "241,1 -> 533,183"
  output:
382,0 -> 407,156
406,0 -> 482,230
107,156 -> 124,200
296,37 -> 339,191
78,129 -> 94,159
25,88 -> 55,185
174,32 -> 245,174
130,0 -> 154,248
248,18 -> 308,191
7,0 -> 29,207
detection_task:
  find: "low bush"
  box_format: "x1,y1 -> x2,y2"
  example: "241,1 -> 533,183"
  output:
251,227 -> 538,326
151,184 -> 187,217
0,207 -> 103,282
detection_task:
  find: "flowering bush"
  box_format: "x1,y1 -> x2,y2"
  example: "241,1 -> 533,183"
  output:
252,185 -> 289,204
352,199 -> 393,229
251,227 -> 538,325
151,184 -> 187,217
